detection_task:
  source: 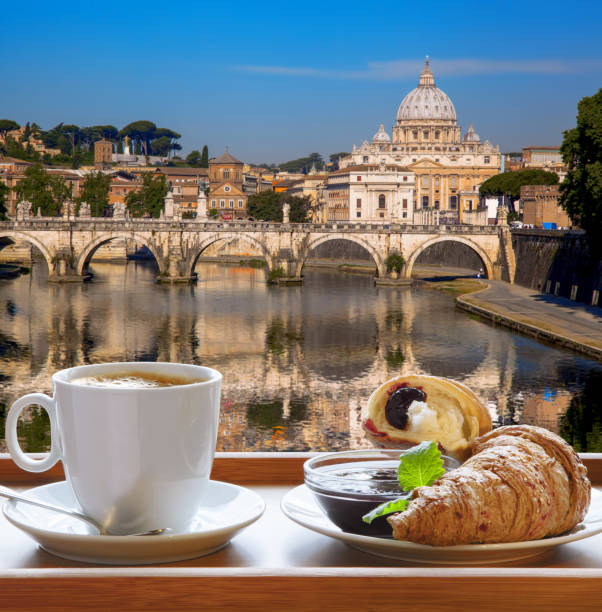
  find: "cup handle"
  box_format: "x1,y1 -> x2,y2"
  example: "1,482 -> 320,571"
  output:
6,393 -> 62,473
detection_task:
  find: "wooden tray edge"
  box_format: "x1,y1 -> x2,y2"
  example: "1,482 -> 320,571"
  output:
0,452 -> 601,485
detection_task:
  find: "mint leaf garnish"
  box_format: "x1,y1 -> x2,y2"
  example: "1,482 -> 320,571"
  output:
397,440 -> 445,491
362,497 -> 409,524
361,441 -> 445,526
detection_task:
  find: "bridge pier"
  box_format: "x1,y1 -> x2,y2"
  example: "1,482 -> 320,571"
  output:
154,242 -> 198,283
269,249 -> 303,285
48,249 -> 90,283
156,273 -> 197,284
374,267 -> 413,286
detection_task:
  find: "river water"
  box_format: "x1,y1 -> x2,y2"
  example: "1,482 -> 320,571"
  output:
1,260 -> 602,453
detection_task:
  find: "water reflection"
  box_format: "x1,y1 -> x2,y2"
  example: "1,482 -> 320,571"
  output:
1,260 -> 602,452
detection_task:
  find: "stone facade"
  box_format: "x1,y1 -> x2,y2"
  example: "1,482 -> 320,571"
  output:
340,59 -> 502,224
521,185 -> 571,228
326,164 -> 415,223
0,156 -> 32,216
209,150 -> 247,220
94,140 -> 113,169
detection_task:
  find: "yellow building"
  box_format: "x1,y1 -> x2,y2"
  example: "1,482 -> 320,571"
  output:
341,59 -> 502,224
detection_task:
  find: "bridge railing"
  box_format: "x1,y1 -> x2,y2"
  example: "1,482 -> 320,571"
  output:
0,217 -> 501,234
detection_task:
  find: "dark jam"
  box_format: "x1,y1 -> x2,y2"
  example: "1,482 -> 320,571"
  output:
384,385 -> 426,430
308,467 -> 408,537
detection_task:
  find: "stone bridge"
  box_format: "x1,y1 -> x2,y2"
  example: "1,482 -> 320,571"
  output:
0,218 -> 515,284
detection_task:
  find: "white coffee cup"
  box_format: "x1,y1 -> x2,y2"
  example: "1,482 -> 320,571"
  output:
5,362 -> 222,535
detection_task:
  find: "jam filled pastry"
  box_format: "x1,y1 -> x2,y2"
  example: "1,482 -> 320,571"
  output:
387,425 -> 591,545
362,375 -> 491,459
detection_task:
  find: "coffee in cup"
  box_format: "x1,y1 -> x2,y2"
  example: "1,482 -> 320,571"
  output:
5,362 -> 222,535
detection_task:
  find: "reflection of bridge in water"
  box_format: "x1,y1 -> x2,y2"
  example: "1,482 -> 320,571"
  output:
0,218 -> 515,283
1,261 -> 542,454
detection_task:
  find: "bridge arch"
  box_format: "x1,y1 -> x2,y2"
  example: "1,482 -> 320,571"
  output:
76,233 -> 164,276
405,236 -> 494,280
187,233 -> 274,277
296,234 -> 386,277
0,231 -> 54,274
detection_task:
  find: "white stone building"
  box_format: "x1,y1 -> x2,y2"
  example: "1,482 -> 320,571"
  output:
326,162 -> 415,223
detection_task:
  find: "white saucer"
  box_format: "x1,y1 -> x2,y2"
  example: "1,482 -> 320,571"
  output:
4,480 -> 265,565
281,485 -> 602,565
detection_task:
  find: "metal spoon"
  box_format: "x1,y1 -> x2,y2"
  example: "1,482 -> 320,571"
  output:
0,484 -> 171,536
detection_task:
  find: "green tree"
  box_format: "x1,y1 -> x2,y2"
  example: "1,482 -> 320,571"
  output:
49,174 -> 72,209
560,88 -> 602,255
201,145 -> 209,168
91,125 -> 119,142
479,169 -> 558,199
21,122 -> 31,143
247,191 -> 311,222
0,182 -> 9,219
61,124 -> 80,154
278,152 -> 324,173
0,119 -> 20,143
125,172 -> 168,218
78,171 -> 112,217
154,128 -> 181,158
14,163 -> 70,216
150,136 -> 172,157
329,151 -> 349,170
186,150 -> 202,166
119,121 -> 157,156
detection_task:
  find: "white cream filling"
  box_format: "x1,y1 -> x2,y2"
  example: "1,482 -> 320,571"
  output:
406,400 -> 465,448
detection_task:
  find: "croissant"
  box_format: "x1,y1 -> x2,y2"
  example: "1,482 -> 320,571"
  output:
387,425 -> 591,545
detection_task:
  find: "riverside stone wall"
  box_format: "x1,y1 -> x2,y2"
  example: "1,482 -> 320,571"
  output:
512,230 -> 602,305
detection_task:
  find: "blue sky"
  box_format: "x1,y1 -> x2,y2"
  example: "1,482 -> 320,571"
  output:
2,0 -> 601,164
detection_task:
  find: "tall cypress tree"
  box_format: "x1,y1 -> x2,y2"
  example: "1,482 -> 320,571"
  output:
200,145 -> 209,168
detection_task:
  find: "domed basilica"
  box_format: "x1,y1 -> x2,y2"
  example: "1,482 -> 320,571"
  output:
339,58 -> 501,223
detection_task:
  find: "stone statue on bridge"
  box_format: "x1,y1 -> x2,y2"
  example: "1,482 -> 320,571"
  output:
163,189 -> 182,221
497,207 -> 508,226
113,201 -> 127,219
196,193 -> 208,221
62,200 -> 77,219
78,201 -> 91,218
16,200 -> 32,221
282,202 -> 290,224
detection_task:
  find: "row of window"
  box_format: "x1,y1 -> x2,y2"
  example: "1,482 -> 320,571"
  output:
418,195 -> 476,211
211,199 -> 245,209
354,211 -> 410,219
212,170 -> 241,180
354,197 -> 409,209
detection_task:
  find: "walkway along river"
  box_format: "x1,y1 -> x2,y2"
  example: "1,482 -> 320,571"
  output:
1,260 -> 602,452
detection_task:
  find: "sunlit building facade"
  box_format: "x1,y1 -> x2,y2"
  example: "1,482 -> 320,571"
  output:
340,59 -> 502,224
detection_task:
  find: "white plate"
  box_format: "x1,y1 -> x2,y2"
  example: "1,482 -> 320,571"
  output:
4,480 -> 265,565
281,485 -> 602,565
